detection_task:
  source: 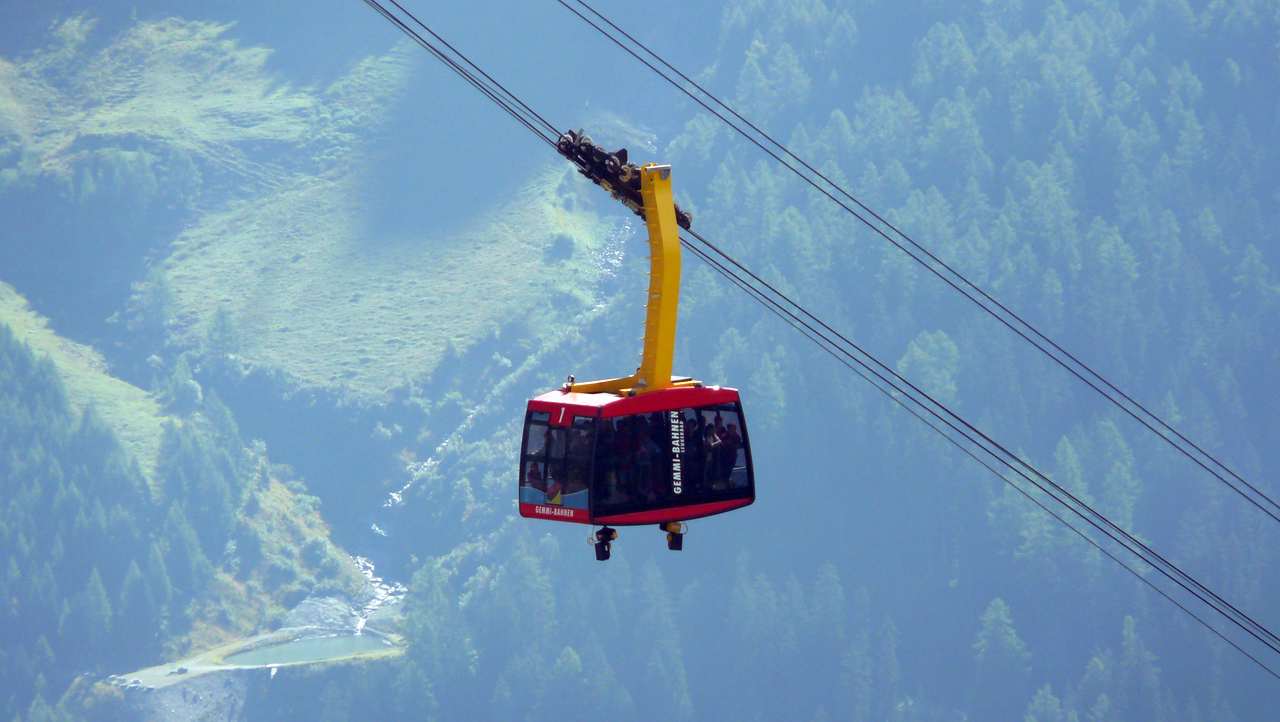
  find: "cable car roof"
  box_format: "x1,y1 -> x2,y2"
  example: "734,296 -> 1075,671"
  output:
530,385 -> 741,418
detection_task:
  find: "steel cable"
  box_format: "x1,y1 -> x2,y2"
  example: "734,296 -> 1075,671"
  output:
681,230 -> 1280,659
384,0 -> 563,138
560,0 -> 1280,525
685,238 -> 1280,682
361,0 -> 558,148
358,0 -> 1280,679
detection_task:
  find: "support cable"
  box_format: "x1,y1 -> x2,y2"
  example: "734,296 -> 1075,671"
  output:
682,230 -> 1280,659
683,225 -> 1280,655
686,239 -> 1280,682
361,0 -> 558,148
560,0 -> 1280,524
357,0 -> 1280,679
383,0 -> 563,138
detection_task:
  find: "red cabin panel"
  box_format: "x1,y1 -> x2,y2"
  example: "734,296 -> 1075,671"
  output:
601,386 -> 741,417
527,393 -> 606,426
519,385 -> 756,531
594,498 -> 753,525
520,502 -> 591,524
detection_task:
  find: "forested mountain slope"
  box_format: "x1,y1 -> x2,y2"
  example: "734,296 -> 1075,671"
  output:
1,1 -> 1277,721
0,283 -> 165,477
0,284 -> 368,720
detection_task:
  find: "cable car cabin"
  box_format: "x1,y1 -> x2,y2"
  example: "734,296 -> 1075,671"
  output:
518,385 -> 755,535
516,158 -> 754,557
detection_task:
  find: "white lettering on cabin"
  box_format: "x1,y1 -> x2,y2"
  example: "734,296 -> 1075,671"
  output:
535,505 -> 576,518
669,411 -> 684,495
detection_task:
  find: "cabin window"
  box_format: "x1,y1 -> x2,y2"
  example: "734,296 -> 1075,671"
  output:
682,405 -> 750,492
519,410 -> 591,510
565,416 -> 595,499
593,402 -> 752,516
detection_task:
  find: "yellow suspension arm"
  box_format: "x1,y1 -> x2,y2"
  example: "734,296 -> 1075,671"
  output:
636,164 -> 682,391
571,164 -> 689,395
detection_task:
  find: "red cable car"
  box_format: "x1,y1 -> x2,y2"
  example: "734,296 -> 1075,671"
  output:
519,383 -> 756,557
519,143 -> 756,558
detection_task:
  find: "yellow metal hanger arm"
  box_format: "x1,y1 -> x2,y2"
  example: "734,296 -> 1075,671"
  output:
569,164 -> 695,396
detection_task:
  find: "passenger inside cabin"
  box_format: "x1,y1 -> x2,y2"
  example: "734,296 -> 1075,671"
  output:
525,461 -> 545,492
634,416 -> 657,502
595,422 -> 618,501
545,470 -> 563,505
613,418 -> 634,499
684,414 -> 705,493
566,423 -> 592,497
720,422 -> 743,485
704,422 -> 722,488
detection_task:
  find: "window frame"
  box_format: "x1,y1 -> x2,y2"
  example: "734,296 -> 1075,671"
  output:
589,401 -> 754,518
519,408 -> 599,513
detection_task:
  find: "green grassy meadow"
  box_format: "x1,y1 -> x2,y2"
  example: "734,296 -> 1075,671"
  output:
161,163 -> 617,401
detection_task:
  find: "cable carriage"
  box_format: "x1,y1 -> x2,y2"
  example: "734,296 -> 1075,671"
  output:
519,135 -> 756,558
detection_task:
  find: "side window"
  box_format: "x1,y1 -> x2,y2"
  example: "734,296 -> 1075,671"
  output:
591,403 -> 751,515
520,412 -> 551,503
525,412 -> 549,458
592,412 -> 670,512
561,417 -> 594,509
686,405 -> 747,492
520,410 -> 592,510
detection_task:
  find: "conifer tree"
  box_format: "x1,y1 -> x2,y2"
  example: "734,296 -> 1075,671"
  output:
79,568 -> 113,659
973,598 -> 1030,720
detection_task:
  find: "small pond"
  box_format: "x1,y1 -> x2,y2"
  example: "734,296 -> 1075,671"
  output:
224,634 -> 392,666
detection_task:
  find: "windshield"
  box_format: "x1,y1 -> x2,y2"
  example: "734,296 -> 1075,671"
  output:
593,402 -> 751,516
519,411 -> 592,510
